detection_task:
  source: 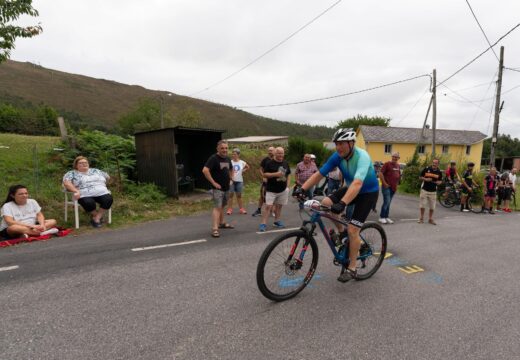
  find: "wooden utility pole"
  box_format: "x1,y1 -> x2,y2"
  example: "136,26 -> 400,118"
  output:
431,69 -> 437,156
490,46 -> 504,168
57,116 -> 67,141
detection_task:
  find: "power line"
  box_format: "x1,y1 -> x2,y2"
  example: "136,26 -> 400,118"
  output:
236,74 -> 432,108
464,0 -> 499,61
505,67 -> 520,73
393,87 -> 430,126
189,0 -> 343,96
438,22 -> 520,86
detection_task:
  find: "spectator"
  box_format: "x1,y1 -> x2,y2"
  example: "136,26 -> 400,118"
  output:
202,140 -> 234,238
510,167 -> 517,193
226,148 -> 250,215
259,147 -> 291,232
63,156 -> 113,228
418,158 -> 443,225
0,184 -> 58,239
295,154 -> 318,200
378,152 -> 401,224
460,162 -> 475,212
252,146 -> 274,217
497,172 -> 512,212
484,167 -> 499,214
327,166 -> 342,195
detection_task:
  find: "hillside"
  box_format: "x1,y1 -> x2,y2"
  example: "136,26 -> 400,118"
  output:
0,60 -> 332,139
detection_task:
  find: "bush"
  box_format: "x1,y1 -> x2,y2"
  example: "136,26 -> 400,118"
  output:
124,182 -> 167,203
287,137 -> 333,165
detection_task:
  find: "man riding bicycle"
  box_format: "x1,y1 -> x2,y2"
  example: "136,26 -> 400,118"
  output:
295,128 -> 379,283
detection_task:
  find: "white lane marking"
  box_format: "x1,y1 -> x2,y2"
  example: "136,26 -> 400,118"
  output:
256,227 -> 300,235
400,218 -> 419,222
131,239 -> 206,252
0,265 -> 19,272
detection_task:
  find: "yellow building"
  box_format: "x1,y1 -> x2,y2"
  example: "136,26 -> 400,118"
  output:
356,126 -> 487,170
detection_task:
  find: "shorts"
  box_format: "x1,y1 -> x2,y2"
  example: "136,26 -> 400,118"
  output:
419,189 -> 437,210
265,188 -> 289,206
328,187 -> 378,228
211,189 -> 230,208
485,189 -> 496,198
229,181 -> 243,194
0,228 -> 13,240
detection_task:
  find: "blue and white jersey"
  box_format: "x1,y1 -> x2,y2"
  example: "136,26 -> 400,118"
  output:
319,147 -> 379,194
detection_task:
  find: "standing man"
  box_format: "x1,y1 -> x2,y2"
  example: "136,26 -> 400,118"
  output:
202,140 -> 234,238
252,146 -> 275,217
460,162 -> 475,212
509,167 -> 517,194
295,154 -> 318,200
296,128 -> 379,283
379,152 -> 401,224
226,148 -> 250,215
418,158 -> 443,225
259,147 -> 291,232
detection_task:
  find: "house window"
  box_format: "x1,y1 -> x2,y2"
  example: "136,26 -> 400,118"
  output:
466,145 -> 471,155
442,145 -> 449,154
418,145 -> 425,154
384,144 -> 392,154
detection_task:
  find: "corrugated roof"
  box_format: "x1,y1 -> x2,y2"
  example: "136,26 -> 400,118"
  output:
226,136 -> 288,143
359,126 -> 487,145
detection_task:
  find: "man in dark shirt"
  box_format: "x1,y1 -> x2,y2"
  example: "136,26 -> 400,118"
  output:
252,146 -> 274,217
418,158 -> 443,225
202,140 -> 234,238
259,147 -> 291,232
379,152 -> 401,224
460,162 -> 475,212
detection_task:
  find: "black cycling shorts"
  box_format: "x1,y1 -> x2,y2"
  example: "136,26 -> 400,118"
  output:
328,187 -> 379,228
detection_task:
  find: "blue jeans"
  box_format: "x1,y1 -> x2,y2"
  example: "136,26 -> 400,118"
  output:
327,178 -> 341,195
380,187 -> 395,218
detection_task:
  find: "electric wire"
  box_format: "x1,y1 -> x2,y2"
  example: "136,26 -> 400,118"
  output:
505,67 -> 520,73
237,74 -> 432,108
189,0 -> 343,96
393,87 -> 430,126
464,0 -> 499,61
438,22 -> 520,86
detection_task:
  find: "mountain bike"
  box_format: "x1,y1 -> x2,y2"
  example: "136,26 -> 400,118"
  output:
438,183 -> 482,212
256,199 -> 387,302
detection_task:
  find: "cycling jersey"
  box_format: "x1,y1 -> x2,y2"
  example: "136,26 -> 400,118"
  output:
319,147 -> 379,194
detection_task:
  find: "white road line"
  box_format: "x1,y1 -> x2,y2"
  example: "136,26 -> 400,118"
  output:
0,265 -> 19,272
256,227 -> 300,235
131,239 -> 206,252
400,218 -> 419,222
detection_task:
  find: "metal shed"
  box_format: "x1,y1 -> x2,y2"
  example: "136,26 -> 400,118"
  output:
135,127 -> 224,197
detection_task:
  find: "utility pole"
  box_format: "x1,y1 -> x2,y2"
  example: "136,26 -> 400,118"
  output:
490,46 -> 504,168
431,69 -> 437,156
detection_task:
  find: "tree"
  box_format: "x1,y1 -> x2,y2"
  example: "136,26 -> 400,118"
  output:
336,114 -> 391,131
118,98 -> 165,135
0,0 -> 42,63
482,134 -> 520,159
175,106 -> 202,127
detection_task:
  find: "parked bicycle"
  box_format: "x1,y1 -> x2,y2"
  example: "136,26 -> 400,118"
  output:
256,199 -> 387,302
437,183 -> 482,212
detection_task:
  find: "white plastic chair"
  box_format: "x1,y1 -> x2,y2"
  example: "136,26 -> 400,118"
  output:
64,190 -> 112,229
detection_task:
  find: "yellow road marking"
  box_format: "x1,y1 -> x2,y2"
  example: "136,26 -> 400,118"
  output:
398,265 -> 424,274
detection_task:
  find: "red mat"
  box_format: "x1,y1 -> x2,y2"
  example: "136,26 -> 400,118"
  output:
0,228 -> 73,248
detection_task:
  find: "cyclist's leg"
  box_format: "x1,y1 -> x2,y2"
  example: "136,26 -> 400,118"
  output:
347,191 -> 378,271
322,186 -> 348,232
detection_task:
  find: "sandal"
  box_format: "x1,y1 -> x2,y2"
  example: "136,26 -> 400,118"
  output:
417,219 -> 424,224
428,219 -> 437,225
211,229 -> 220,238
218,223 -> 234,229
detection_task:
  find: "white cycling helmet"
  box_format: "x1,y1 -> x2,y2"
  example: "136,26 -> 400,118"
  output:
332,128 -> 356,142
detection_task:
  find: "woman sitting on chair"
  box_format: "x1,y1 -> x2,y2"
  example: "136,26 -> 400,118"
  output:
62,156 -> 113,228
0,184 -> 58,239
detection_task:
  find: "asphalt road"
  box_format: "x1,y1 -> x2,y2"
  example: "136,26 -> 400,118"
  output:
1,193 -> 519,360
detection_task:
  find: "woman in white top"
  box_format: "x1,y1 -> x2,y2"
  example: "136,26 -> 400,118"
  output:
226,148 -> 249,215
63,156 -> 113,228
0,184 -> 58,239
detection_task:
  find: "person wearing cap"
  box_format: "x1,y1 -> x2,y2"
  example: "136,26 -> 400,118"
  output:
226,148 -> 250,215
378,152 -> 401,224
443,160 -> 461,201
460,162 -> 475,212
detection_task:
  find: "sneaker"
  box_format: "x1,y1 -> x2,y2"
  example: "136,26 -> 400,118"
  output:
505,208 -> 512,213
252,208 -> 262,217
239,208 -> 247,214
226,208 -> 233,215
489,211 -> 495,214
40,228 -> 59,236
378,218 -> 387,224
273,221 -> 285,228
462,209 -> 470,212
385,218 -> 394,224
259,224 -> 267,232
337,268 -> 357,283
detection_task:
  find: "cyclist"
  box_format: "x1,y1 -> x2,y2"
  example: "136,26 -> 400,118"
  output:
444,160 -> 461,200
295,128 -> 379,283
484,167 -> 499,214
460,162 -> 475,212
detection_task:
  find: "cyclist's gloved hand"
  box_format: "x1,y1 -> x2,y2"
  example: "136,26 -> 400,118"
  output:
331,200 -> 346,214
293,186 -> 307,201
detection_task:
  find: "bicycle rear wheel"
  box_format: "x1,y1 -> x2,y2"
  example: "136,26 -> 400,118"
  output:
355,222 -> 387,280
468,193 -> 484,213
256,230 -> 318,302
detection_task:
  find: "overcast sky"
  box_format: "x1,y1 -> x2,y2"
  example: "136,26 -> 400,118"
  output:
12,0 -> 520,138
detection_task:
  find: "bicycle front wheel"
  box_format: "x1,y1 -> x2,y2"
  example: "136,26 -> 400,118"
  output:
438,190 -> 456,208
256,230 -> 318,302
355,222 -> 387,280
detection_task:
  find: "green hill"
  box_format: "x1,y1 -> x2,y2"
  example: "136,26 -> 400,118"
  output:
0,60 -> 332,139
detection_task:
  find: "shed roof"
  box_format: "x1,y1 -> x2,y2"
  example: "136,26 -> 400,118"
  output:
226,136 -> 288,143
359,125 -> 487,145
